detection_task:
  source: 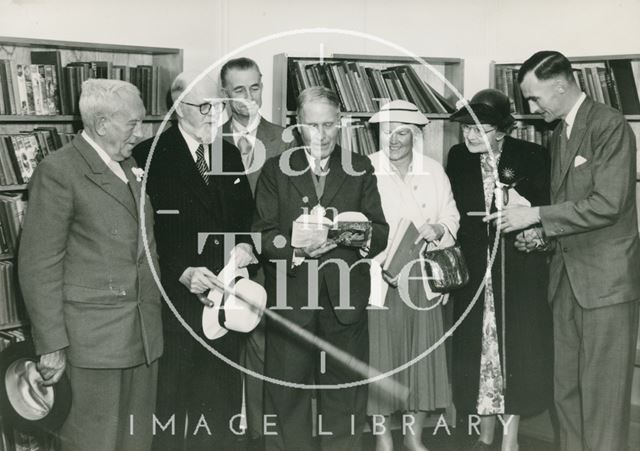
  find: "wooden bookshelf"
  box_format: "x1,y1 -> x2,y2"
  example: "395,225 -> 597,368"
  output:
273,53 -> 464,165
491,54 -> 640,449
0,320 -> 26,332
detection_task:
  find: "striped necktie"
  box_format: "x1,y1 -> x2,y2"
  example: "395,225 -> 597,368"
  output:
195,144 -> 209,185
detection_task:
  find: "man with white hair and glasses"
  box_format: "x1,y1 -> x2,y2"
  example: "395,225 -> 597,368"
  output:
134,71 -> 255,451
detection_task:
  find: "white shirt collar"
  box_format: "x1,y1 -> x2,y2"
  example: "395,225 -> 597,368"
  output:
178,123 -> 210,166
81,131 -> 128,183
564,92 -> 587,138
303,149 -> 331,172
231,115 -> 260,135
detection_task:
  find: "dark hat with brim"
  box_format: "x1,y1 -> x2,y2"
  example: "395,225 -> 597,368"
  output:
449,88 -> 515,130
0,341 -> 72,434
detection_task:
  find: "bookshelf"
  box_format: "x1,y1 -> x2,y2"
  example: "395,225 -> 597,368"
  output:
0,36 -> 183,451
272,53 -> 464,165
491,54 -> 640,449
490,55 -> 640,179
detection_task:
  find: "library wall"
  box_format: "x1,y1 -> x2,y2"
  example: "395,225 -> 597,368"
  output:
1,0 -> 640,116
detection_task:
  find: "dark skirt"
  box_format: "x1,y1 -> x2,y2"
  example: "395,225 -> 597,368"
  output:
451,237 -> 554,417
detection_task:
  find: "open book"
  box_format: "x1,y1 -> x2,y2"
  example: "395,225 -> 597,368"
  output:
291,211 -> 371,249
382,218 -> 424,282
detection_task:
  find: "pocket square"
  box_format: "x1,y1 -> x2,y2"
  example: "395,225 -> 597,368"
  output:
233,178 -> 241,185
574,156 -> 588,167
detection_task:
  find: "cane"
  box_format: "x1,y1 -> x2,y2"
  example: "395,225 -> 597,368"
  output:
198,277 -> 409,401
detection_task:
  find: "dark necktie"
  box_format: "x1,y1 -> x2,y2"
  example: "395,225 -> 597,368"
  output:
195,144 -> 210,185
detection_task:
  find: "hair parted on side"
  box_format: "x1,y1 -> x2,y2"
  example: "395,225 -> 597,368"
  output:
296,86 -> 341,119
220,57 -> 262,87
79,79 -> 143,128
517,50 -> 574,84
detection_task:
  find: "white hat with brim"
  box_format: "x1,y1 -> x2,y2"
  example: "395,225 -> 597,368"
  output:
202,265 -> 267,340
369,100 -> 430,125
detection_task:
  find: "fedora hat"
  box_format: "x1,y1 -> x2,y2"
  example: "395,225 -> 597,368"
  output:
202,263 -> 267,340
0,340 -> 71,434
369,100 -> 430,125
449,88 -> 515,130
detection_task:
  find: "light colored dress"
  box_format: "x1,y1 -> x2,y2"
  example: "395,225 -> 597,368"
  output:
367,150 -> 460,415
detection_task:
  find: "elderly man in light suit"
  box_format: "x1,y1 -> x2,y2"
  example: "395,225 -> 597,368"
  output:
18,79 -> 162,451
487,51 -> 640,451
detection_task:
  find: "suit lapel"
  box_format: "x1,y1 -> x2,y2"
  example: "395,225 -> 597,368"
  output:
554,98 -> 592,193
321,148 -> 348,206
75,134 -> 137,219
172,128 -> 217,213
288,149 -> 321,204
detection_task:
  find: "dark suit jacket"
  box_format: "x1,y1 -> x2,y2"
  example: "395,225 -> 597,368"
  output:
222,117 -> 288,194
18,134 -> 163,368
540,97 -> 640,308
253,146 -> 389,325
133,125 -> 254,333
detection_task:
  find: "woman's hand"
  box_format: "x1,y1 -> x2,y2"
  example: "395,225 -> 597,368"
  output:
415,223 -> 445,244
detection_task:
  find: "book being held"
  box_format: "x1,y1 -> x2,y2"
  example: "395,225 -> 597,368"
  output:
291,210 -> 372,249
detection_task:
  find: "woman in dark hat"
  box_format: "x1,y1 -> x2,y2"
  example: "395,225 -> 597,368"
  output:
446,89 -> 553,451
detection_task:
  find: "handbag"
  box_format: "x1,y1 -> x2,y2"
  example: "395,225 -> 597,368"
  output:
422,242 -> 470,293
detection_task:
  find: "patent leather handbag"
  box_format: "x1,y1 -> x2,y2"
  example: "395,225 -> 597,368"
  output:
422,243 -> 470,293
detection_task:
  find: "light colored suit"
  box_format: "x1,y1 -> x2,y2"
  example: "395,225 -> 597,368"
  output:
18,133 -> 163,451
540,97 -> 640,451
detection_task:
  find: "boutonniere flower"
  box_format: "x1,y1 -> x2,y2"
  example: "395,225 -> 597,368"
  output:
501,167 -> 516,182
131,167 -> 145,182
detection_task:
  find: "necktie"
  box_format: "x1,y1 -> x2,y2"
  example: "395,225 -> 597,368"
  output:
195,144 -> 210,185
237,135 -> 253,170
555,121 -> 568,177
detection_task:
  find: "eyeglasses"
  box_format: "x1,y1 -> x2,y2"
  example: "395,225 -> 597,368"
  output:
461,124 -> 496,135
180,101 -> 225,115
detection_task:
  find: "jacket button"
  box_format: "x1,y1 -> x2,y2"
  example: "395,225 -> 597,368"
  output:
214,239 -> 220,246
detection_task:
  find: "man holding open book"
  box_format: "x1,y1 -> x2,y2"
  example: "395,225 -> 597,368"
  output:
253,86 -> 388,451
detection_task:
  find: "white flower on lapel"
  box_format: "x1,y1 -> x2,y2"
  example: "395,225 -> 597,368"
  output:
131,167 -> 145,182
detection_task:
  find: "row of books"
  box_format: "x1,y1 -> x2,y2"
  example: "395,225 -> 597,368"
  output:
510,122 -> 553,149
0,260 -> 23,326
0,51 -> 165,117
0,193 -> 27,256
0,129 -> 72,186
495,59 -> 640,115
341,120 -> 379,156
288,60 -> 455,114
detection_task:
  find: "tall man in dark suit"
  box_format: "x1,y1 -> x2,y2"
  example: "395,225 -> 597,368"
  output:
486,51 -> 640,451
253,86 -> 388,451
220,58 -> 288,446
133,71 -> 256,451
19,79 -> 163,451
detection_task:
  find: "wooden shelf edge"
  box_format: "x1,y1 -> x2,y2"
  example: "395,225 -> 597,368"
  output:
0,184 -> 26,191
0,321 -> 26,332
0,36 -> 180,55
494,54 -> 640,67
0,115 -> 172,123
510,114 -> 640,121
286,111 -> 452,119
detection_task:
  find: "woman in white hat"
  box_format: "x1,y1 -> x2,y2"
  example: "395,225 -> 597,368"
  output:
367,100 -> 460,451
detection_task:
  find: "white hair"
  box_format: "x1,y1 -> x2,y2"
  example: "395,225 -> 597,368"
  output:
170,71 -> 218,103
79,79 -> 143,128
